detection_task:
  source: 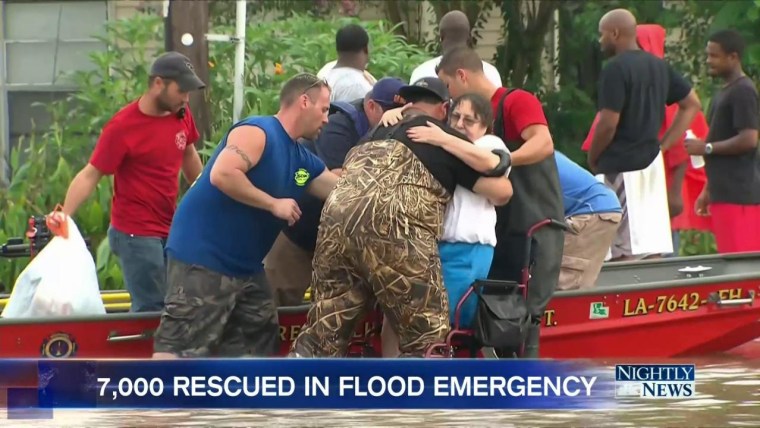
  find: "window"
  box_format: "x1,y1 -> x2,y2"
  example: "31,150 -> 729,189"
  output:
1,0 -> 109,183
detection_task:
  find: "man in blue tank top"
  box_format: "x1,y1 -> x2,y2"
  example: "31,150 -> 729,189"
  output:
153,73 -> 339,358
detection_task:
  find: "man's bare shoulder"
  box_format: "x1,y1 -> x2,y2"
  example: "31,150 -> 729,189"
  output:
228,124 -> 267,140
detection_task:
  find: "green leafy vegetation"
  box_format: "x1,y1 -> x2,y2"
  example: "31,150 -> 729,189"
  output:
3,1 -> 758,291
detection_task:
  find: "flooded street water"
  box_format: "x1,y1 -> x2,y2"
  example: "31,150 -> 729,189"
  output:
3,350 -> 759,427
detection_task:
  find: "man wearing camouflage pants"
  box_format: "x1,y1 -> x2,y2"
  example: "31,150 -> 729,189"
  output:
289,78 -> 514,357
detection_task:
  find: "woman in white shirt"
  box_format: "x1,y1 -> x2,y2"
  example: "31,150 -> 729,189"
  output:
381,93 -> 512,356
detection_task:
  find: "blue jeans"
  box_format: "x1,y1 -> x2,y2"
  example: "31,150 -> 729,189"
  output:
439,242 -> 495,328
108,226 -> 167,312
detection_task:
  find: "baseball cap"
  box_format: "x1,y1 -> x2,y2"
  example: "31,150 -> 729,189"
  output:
398,77 -> 450,104
150,51 -> 206,92
367,77 -> 405,109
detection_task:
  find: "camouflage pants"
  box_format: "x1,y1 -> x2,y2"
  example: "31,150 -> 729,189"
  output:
290,224 -> 450,358
153,257 -> 279,357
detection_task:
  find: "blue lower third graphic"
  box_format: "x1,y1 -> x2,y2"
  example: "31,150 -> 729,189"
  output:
0,359 -> 619,416
615,364 -> 696,399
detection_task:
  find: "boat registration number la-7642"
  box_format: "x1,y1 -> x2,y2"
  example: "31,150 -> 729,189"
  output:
537,286 -> 753,328
622,287 -> 745,317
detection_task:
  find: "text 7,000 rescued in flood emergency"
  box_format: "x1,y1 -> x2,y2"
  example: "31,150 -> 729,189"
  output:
97,375 -> 598,399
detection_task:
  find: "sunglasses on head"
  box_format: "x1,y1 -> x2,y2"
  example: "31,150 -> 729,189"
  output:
301,75 -> 330,94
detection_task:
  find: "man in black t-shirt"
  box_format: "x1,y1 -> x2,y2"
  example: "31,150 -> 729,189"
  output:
685,30 -> 760,253
290,78 -> 513,357
263,78 -> 405,307
587,8 -> 702,261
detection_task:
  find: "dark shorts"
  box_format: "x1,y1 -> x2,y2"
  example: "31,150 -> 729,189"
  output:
153,257 -> 280,357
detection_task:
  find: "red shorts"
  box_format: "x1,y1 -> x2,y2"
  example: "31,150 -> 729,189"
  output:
710,203 -> 760,253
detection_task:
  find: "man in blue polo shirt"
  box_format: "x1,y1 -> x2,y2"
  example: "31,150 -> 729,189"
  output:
152,73 -> 339,358
264,77 -> 405,307
556,150 -> 622,290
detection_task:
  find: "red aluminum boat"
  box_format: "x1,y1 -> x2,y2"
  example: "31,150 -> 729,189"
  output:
2,252 -> 759,359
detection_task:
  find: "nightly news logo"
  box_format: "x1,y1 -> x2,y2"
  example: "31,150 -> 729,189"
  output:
615,364 -> 695,399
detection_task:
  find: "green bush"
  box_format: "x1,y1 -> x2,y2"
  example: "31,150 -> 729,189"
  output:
0,12 -> 431,292
203,14 -> 430,155
538,86 -> 596,166
679,230 -> 718,256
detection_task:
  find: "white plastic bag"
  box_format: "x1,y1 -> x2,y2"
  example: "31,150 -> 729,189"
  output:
1,216 -> 106,318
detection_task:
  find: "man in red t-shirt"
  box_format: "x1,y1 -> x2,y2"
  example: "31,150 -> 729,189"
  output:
436,47 -> 565,358
59,52 -> 205,312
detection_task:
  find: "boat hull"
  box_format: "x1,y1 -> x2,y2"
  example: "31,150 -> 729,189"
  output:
2,276 -> 758,359
541,279 -> 760,358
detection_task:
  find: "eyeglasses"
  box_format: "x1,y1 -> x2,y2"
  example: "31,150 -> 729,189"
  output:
449,112 -> 482,128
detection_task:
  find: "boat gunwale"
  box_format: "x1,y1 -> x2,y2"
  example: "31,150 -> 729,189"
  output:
557,272 -> 760,297
1,253 -> 759,324
2,274 -> 758,325
602,251 -> 760,267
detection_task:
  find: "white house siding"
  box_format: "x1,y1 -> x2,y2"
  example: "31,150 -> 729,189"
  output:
0,0 -> 109,183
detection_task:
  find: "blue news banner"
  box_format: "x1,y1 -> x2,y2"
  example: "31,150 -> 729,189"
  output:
0,359 -> 620,414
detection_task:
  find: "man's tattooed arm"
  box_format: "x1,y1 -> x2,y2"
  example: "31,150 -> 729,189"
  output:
225,144 -> 253,170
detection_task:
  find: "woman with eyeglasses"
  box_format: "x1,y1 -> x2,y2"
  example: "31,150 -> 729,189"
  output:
380,93 -> 513,357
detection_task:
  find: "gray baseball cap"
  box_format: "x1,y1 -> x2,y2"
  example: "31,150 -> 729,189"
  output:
150,51 -> 206,92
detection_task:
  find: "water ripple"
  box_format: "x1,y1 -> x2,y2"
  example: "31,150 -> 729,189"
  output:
724,380 -> 760,386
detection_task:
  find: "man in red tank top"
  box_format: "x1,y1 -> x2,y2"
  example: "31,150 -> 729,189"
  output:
60,52 -> 205,312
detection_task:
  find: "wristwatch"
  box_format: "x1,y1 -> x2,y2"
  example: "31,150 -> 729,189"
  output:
705,143 -> 714,155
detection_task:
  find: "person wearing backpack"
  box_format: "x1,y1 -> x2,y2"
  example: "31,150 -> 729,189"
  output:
263,77 -> 406,307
